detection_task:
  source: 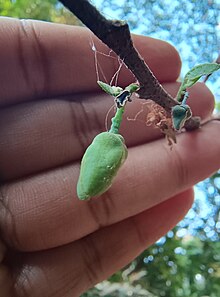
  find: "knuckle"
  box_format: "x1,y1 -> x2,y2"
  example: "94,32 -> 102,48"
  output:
171,146 -> 189,187
18,19 -> 48,98
69,99 -> 104,151
86,191 -> 114,228
130,215 -> 148,248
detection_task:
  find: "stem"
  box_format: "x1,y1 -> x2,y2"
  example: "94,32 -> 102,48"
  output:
182,91 -> 189,105
109,107 -> 125,134
176,85 -> 186,102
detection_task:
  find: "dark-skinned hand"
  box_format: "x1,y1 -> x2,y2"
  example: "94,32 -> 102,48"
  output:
0,18 -> 220,297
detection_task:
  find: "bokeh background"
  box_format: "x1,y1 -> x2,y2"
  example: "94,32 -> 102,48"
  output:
1,1 -> 219,296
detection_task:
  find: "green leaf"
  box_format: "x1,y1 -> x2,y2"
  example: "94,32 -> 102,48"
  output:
97,81 -> 123,97
184,63 -> 220,87
176,63 -> 220,102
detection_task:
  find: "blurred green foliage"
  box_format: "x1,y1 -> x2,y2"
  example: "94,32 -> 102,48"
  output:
82,233 -> 220,297
120,235 -> 220,297
0,0 -> 81,24
216,101 -> 220,111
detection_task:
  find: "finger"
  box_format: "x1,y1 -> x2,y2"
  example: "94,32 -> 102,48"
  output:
11,190 -> 193,297
0,82 -> 214,181
0,122 -> 219,251
0,18 -> 180,106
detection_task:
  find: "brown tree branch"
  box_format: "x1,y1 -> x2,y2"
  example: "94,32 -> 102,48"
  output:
59,0 -> 200,130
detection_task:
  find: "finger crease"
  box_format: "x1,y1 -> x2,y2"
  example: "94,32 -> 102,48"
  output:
130,215 -> 148,248
0,187 -> 20,250
81,236 -> 103,286
18,20 -> 49,99
86,193 -> 113,229
69,99 -> 104,153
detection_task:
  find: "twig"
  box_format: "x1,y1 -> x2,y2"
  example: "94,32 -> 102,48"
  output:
59,0 -> 200,130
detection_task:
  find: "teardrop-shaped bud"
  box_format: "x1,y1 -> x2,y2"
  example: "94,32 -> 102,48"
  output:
77,132 -> 128,200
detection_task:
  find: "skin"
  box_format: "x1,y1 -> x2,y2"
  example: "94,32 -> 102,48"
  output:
0,17 -> 220,297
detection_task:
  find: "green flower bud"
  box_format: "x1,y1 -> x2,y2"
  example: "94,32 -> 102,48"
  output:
77,132 -> 128,200
172,105 -> 192,131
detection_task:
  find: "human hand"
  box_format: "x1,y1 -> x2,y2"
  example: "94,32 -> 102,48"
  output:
0,18 -> 219,297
